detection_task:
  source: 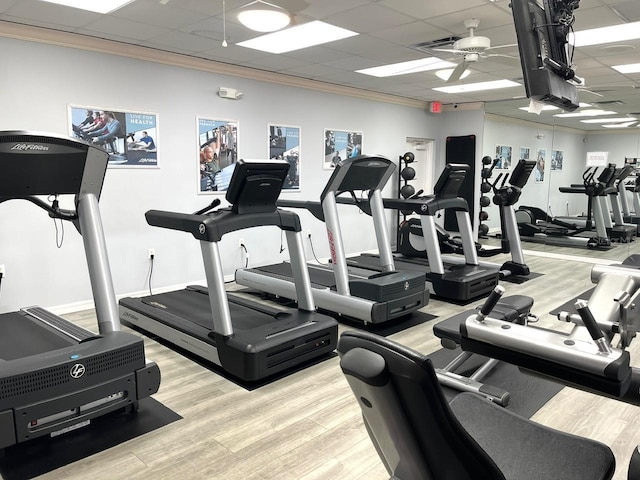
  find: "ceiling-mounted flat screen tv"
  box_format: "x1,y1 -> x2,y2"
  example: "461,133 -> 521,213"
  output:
511,0 -> 581,111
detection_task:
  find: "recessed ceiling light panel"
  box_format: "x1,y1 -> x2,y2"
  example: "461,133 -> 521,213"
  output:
357,58 -> 456,78
237,21 -> 358,54
612,63 -> 640,74
38,0 -> 134,14
433,79 -> 520,93
580,117 -> 637,123
572,21 -> 640,47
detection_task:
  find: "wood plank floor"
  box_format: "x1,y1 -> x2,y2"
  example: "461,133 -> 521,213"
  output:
16,241 -> 640,479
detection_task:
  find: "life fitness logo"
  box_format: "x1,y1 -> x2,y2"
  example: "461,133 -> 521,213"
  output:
11,143 -> 49,151
70,363 -> 86,379
327,229 -> 337,264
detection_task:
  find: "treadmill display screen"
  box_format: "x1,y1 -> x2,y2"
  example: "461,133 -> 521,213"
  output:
0,131 -> 100,197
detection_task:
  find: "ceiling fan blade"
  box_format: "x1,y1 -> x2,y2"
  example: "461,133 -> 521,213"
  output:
485,43 -> 518,51
447,61 -> 468,83
432,48 -> 465,54
483,53 -> 518,59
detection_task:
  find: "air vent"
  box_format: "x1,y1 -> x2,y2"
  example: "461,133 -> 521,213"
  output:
410,36 -> 462,54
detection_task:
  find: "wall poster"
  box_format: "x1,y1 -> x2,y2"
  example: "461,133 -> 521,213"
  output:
519,147 -> 530,163
535,148 -> 546,182
551,149 -> 563,171
198,117 -> 238,194
69,105 -> 158,168
269,124 -> 300,190
323,129 -> 362,170
494,145 -> 512,169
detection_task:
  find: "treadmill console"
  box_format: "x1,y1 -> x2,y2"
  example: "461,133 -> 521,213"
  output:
0,130 -> 108,199
433,163 -> 469,199
226,159 -> 289,214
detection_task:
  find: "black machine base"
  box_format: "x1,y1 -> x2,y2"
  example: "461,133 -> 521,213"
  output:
430,265 -> 500,302
119,289 -> 338,382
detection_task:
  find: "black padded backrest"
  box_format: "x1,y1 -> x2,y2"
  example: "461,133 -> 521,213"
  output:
338,330 -> 505,480
433,163 -> 469,199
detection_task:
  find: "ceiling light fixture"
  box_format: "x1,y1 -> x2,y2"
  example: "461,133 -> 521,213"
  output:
432,79 -> 520,94
554,109 -> 617,118
357,58 -> 456,78
237,21 -> 358,54
580,117 -> 637,124
37,0 -> 133,13
519,105 -> 559,112
572,21 -> 640,47
602,121 -> 637,128
435,68 -> 471,81
612,63 -> 640,74
237,0 -> 291,33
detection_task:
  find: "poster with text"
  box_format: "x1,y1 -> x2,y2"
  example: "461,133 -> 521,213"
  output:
520,147 -> 530,162
269,124 -> 300,190
198,117 -> 238,194
323,129 -> 363,170
495,145 -> 512,169
535,149 -> 546,183
551,150 -> 563,171
69,105 -> 158,168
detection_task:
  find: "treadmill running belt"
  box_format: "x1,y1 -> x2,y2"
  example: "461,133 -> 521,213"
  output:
0,311 -> 76,361
141,288 -> 293,333
252,262 -> 337,289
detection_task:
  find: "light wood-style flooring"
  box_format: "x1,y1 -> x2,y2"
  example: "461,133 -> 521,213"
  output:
17,241 -> 640,479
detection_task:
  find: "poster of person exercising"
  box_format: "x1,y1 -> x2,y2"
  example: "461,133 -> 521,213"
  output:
323,129 -> 362,170
68,105 -> 158,168
198,117 -> 238,194
269,124 -> 300,191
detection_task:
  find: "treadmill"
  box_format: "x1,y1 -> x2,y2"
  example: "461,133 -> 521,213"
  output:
235,155 -> 429,325
346,164 -> 500,302
0,131 -> 160,451
119,160 -> 338,382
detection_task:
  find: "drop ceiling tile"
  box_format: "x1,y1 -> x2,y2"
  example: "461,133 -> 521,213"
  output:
282,45 -> 353,63
81,16 -> 170,42
282,62 -> 346,78
110,0 -> 204,29
297,0 -> 370,20
245,54 -> 309,71
368,20 -> 452,47
378,0 -> 488,20
323,3 -> 417,34
0,0 -> 18,13
573,5 -> 627,29
4,0 -> 99,28
425,5 -> 514,33
144,29 -> 220,53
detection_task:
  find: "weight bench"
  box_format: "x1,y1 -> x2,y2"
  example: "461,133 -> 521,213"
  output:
338,329 -> 616,480
433,294 -> 534,406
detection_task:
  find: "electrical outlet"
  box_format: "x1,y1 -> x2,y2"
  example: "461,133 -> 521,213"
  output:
239,238 -> 244,247
0,264 -> 5,277
148,248 -> 155,259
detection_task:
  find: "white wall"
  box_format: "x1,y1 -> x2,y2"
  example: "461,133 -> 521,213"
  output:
0,36 -> 443,313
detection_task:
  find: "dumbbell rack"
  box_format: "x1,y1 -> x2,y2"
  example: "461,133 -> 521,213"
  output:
396,152 -> 421,248
479,156 -> 498,238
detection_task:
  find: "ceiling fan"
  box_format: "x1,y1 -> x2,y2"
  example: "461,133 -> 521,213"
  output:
433,19 -> 519,83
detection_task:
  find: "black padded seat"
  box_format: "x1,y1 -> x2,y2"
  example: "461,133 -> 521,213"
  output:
434,295 -> 533,345
338,330 -> 615,480
451,393 -> 614,480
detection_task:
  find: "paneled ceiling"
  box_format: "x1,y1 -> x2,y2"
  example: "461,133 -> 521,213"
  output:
1,0 -> 639,131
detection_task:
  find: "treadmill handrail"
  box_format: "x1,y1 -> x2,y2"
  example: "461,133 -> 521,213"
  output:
145,208 -> 303,242
337,195 -> 470,216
